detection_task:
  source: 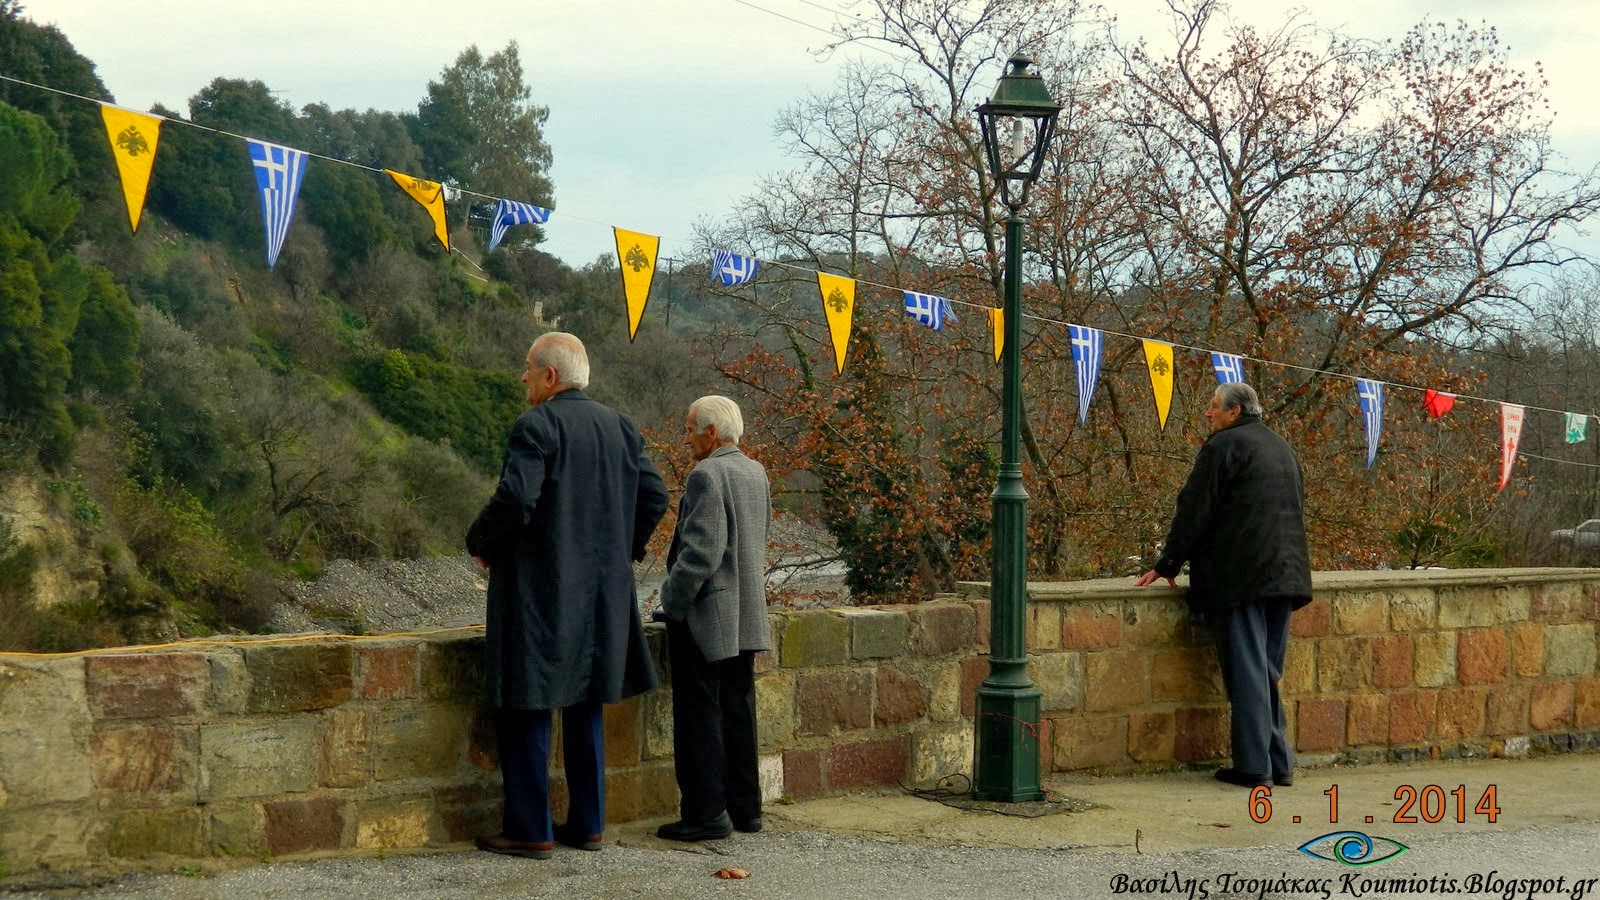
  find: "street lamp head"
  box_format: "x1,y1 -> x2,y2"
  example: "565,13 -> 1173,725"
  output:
976,53 -> 1062,211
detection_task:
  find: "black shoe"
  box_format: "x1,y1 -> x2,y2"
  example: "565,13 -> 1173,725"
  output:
656,812 -> 733,842
554,822 -> 603,851
733,816 -> 762,834
1215,767 -> 1270,788
1273,772 -> 1294,787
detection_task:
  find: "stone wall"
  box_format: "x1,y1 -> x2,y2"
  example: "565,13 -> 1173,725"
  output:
3,568 -> 1598,878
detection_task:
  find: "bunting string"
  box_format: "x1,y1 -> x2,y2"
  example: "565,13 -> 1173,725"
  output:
4,69 -> 1597,484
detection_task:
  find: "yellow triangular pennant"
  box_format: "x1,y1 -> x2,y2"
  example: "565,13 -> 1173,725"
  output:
384,169 -> 449,250
100,105 -> 162,233
1142,340 -> 1175,431
612,227 -> 659,341
989,308 -> 1004,363
816,272 -> 855,374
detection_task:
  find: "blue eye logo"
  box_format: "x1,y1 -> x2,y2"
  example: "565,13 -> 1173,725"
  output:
1297,831 -> 1410,866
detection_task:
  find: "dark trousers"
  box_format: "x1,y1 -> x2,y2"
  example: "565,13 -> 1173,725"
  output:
1210,600 -> 1293,778
666,621 -> 761,824
496,701 -> 605,842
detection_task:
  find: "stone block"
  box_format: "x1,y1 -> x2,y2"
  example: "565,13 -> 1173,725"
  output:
1373,635 -> 1413,689
1438,586 -> 1529,629
1413,632 -> 1458,687
780,612 -> 850,667
752,649 -> 778,676
1061,601 -> 1122,650
648,623 -> 672,685
908,603 -> 978,655
200,718 -> 316,801
244,644 -> 354,713
1530,682 -> 1576,731
783,748 -> 823,800
0,658 -> 93,807
1532,582 -> 1590,623
264,796 -> 349,857
91,723 -> 198,797
908,723 -> 973,784
1127,711 -> 1175,763
1282,641 -> 1316,695
359,646 -> 420,701
1028,602 -> 1062,652
1486,684 -> 1530,737
1054,715 -> 1127,770
1543,624 -> 1597,677
602,695 -> 642,768
972,599 -> 991,653
1150,647 -> 1222,704
319,707 -> 371,788
209,804 -> 266,857
108,808 -> 202,858
433,783 -> 500,843
1290,600 -> 1329,638
1385,589 -> 1436,631
1316,637 -> 1371,693
643,687 -> 677,759
1346,694 -> 1388,746
875,664 -> 928,726
421,636 -> 484,700
1122,600 -> 1186,647
605,763 -> 677,822
1083,650 -> 1150,713
958,656 -> 989,719
842,608 -> 908,659
1173,707 -> 1230,762
760,754 -> 784,803
85,653 -> 210,719
1576,678 -> 1600,730
1027,652 -> 1083,713
1457,628 -> 1510,685
1296,698 -> 1345,751
796,669 -> 873,735
1332,593 -> 1389,635
756,670 -> 796,749
1389,691 -> 1437,744
467,705 -> 497,772
828,735 -> 909,789
1436,687 -> 1487,739
926,660 -> 962,723
372,705 -> 468,780
207,651 -> 251,715
0,805 -> 99,873
356,798 -> 431,849
1511,623 -> 1545,678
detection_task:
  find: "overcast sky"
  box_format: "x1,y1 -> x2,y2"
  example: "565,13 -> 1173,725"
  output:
21,0 -> 1600,268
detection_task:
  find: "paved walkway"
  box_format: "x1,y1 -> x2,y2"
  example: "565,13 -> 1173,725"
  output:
21,753 -> 1600,899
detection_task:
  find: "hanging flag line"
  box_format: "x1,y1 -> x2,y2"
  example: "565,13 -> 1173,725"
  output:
1521,452 -> 1600,469
6,71 -> 1594,474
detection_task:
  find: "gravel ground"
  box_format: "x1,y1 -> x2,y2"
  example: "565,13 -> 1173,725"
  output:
270,556 -> 491,634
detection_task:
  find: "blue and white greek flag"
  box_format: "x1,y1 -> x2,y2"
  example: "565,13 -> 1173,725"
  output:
246,139 -> 307,270
487,199 -> 550,252
1068,324 -> 1103,423
1211,352 -> 1245,384
903,291 -> 956,332
709,249 -> 760,286
1356,378 -> 1384,468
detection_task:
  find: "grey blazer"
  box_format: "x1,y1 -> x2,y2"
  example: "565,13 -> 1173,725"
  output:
663,445 -> 772,662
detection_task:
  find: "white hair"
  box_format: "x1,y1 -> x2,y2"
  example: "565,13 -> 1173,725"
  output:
690,395 -> 744,445
1214,382 -> 1263,416
531,332 -> 590,389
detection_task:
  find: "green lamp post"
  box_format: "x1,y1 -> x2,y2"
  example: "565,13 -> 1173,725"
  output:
973,53 -> 1061,802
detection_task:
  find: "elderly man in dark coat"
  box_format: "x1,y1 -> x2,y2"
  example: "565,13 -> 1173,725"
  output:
655,395 -> 772,842
466,332 -> 668,858
1136,382 -> 1311,790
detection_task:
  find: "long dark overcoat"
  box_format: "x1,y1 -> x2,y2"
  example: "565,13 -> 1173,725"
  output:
1153,413 -> 1312,614
466,389 -> 669,710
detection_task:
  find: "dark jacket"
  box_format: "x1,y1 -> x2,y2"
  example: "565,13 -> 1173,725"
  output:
466,389 -> 669,710
1153,414 -> 1312,613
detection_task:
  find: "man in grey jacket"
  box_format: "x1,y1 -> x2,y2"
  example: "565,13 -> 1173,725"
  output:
656,395 -> 773,842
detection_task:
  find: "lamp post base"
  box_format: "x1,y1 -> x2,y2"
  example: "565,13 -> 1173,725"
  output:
972,678 -> 1044,802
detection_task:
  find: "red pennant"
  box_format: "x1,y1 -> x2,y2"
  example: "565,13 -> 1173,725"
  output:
1423,389 -> 1455,418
